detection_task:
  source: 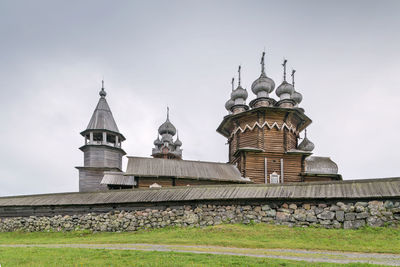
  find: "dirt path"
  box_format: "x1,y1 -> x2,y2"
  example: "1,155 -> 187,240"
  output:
2,244 -> 400,266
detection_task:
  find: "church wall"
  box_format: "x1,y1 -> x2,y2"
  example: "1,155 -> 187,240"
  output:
137,177 -> 173,188
136,177 -> 243,188
242,152 -> 303,184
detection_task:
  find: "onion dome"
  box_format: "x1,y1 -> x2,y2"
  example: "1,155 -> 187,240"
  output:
276,59 -> 295,100
290,70 -> 302,105
305,156 -> 338,174
174,131 -> 182,146
231,85 -> 248,101
174,138 -> 182,147
158,108 -> 176,136
251,74 -> 275,97
251,52 -> 275,97
153,135 -> 162,146
276,81 -> 294,99
298,130 -> 315,152
230,65 -> 248,103
225,98 -> 234,111
291,90 -> 303,104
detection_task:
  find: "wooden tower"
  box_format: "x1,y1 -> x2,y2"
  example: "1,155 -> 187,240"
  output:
76,81 -> 126,192
217,55 -> 315,183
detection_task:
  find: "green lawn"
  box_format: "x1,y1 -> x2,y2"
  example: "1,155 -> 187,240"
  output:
0,247 -> 381,267
0,224 -> 399,253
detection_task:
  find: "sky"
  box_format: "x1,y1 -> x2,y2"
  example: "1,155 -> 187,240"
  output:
0,0 -> 399,196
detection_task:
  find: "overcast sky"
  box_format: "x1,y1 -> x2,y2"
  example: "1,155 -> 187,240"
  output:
0,0 -> 399,196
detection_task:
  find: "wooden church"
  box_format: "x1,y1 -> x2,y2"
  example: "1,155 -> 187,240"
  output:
77,53 -> 341,192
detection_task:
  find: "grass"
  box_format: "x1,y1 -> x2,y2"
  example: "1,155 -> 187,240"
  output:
0,247 -> 382,267
0,224 -> 399,253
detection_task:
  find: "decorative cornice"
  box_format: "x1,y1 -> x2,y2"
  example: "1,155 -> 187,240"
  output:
230,121 -> 297,138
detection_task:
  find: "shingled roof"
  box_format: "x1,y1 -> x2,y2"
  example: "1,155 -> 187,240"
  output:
126,157 -> 247,183
0,178 -> 399,207
85,97 -> 120,133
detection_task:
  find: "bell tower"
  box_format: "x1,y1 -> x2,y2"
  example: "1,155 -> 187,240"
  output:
76,81 -> 126,192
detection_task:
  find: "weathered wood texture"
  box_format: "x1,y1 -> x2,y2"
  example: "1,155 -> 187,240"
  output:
226,108 -> 306,184
78,167 -> 116,192
136,177 -> 235,188
82,146 -> 123,169
126,157 -> 246,183
1,178 -> 399,210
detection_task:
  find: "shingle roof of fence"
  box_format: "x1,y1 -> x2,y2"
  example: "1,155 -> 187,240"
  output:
0,177 -> 399,207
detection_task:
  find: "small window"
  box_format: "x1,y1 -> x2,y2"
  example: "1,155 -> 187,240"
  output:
270,172 -> 280,184
93,133 -> 102,141
107,134 -> 116,143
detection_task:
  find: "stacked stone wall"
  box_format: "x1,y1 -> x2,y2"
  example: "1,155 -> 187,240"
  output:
1,200 -> 399,232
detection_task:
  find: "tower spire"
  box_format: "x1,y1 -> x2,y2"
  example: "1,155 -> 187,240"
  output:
291,69 -> 296,87
167,106 -> 170,120
282,59 -> 288,81
99,79 -> 107,97
231,77 -> 235,91
261,51 -> 266,75
238,65 -> 242,86
282,58 -> 287,82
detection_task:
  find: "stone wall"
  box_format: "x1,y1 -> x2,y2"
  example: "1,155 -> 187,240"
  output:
1,200 -> 399,232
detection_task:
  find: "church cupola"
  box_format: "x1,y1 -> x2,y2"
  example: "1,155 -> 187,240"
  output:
276,59 -> 296,108
290,69 -> 303,109
76,80 -> 126,192
231,65 -> 249,114
225,78 -> 235,114
250,52 -> 276,108
297,129 -> 315,152
152,108 -> 183,159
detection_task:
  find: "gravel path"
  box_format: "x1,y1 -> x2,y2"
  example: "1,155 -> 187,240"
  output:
2,244 -> 400,266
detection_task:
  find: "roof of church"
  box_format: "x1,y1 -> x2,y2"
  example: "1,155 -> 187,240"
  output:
81,85 -> 124,139
126,156 -> 248,183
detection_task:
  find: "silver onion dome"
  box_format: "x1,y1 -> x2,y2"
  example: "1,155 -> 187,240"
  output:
276,81 -> 294,98
158,108 -> 177,136
225,98 -> 234,111
231,85 -> 248,101
291,90 -> 303,104
251,52 -> 275,97
158,120 -> 176,136
298,135 -> 315,152
251,73 -> 275,97
174,138 -> 182,147
153,136 -> 162,146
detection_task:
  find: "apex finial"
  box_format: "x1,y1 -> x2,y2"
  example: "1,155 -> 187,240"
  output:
238,65 -> 242,86
261,52 -> 266,75
231,77 -> 235,91
291,69 -> 296,87
167,106 -> 170,120
305,128 -> 308,138
99,79 -> 107,97
282,59 -> 288,81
